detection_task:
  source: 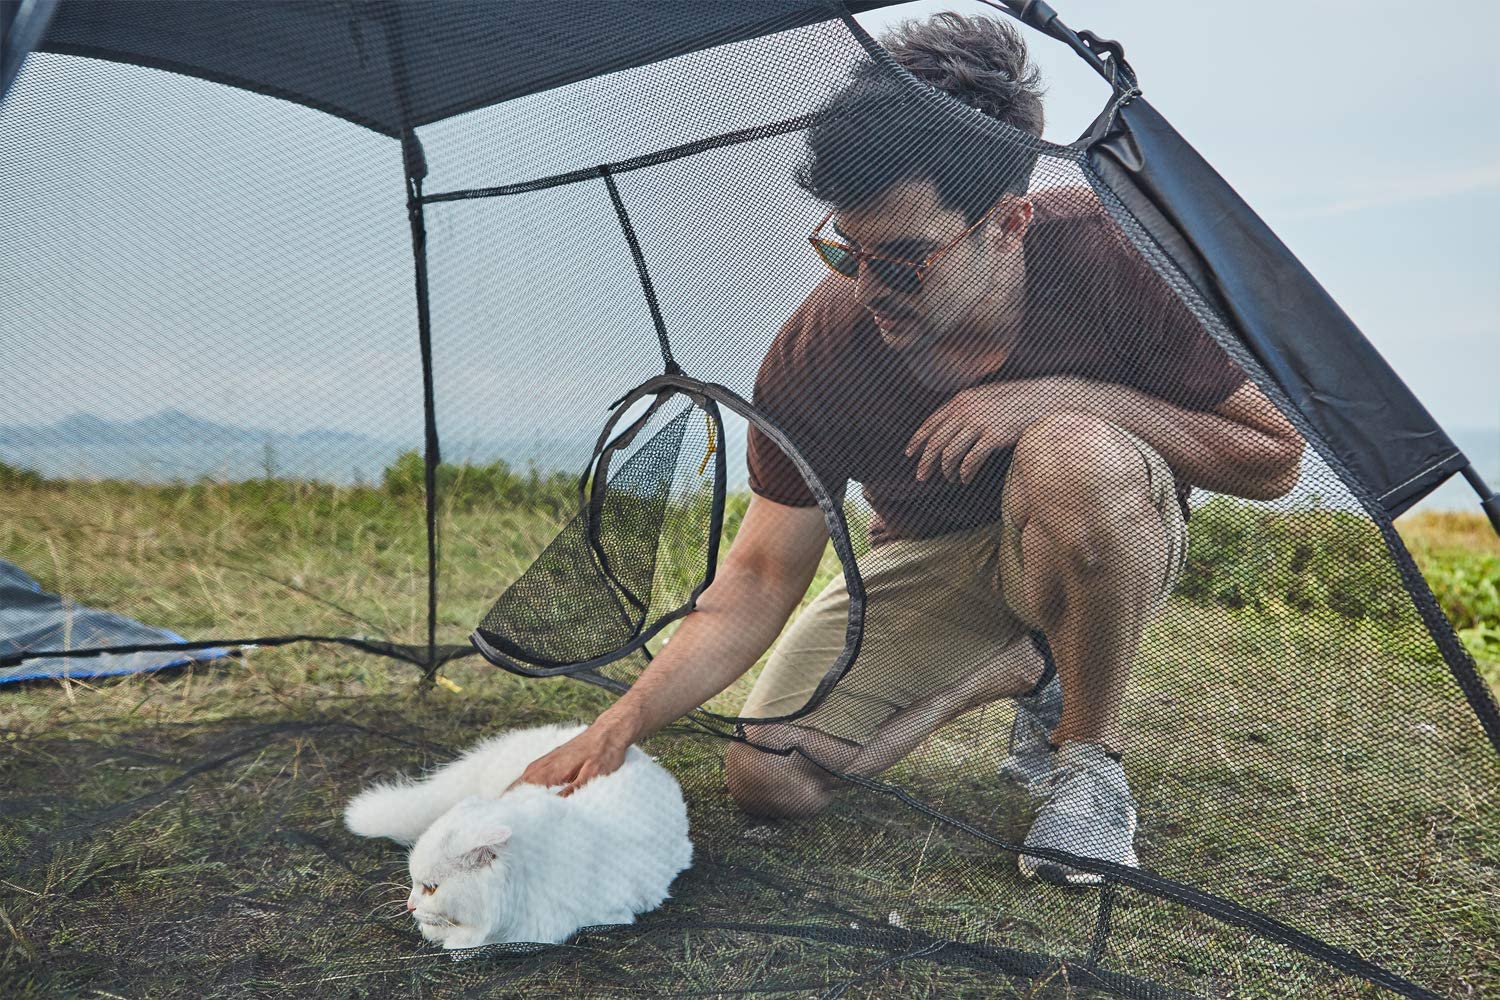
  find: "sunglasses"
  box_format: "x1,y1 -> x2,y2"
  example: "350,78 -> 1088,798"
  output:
808,196 -> 1014,295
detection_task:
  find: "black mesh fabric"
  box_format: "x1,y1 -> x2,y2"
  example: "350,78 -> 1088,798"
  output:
1,10 -> 1495,1000
475,393 -> 725,673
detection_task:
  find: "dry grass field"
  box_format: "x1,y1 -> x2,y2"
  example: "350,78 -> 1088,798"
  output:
1,474 -> 1494,997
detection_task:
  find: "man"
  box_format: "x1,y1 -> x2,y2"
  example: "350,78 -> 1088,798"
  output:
517,13 -> 1304,884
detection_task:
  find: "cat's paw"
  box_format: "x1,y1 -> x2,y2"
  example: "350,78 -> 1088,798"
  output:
443,935 -> 483,950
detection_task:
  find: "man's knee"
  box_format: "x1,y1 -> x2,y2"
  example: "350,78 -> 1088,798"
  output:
1009,413 -> 1160,572
1013,413 -> 1150,501
725,726 -> 842,820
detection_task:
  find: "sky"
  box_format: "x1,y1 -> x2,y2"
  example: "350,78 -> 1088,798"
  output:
0,1 -> 1494,507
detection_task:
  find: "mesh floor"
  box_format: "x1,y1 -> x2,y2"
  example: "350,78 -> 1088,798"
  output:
2,11 -> 1496,999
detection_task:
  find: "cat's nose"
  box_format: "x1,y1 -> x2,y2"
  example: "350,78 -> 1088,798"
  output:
406,899 -> 417,912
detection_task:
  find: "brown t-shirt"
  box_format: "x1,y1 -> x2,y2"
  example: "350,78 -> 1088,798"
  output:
747,187 -> 1247,545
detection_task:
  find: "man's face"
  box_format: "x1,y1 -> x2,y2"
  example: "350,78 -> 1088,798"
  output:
831,178 -> 1030,389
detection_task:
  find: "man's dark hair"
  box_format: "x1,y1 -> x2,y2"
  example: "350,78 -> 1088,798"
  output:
798,13 -> 1046,222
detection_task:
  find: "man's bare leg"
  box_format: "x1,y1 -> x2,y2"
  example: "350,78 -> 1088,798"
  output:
725,724 -> 858,819
844,639 -> 1041,779
726,639 -> 1041,819
1003,413 -> 1169,752
1001,413 -> 1171,883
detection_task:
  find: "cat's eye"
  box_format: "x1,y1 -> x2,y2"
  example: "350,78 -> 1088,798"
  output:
420,883 -> 437,894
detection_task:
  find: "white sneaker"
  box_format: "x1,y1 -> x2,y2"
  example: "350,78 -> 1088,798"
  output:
1018,741 -> 1139,886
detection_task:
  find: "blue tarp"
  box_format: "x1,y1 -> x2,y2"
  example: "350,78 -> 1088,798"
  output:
0,559 -> 227,684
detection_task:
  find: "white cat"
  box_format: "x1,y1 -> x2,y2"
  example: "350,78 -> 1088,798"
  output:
344,722 -> 693,949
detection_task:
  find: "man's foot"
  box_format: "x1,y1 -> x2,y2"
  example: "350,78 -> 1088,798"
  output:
1018,741 -> 1139,886
997,673 -> 1062,791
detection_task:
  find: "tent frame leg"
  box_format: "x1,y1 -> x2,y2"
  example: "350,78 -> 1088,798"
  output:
400,128 -> 442,679
1459,463 -> 1500,537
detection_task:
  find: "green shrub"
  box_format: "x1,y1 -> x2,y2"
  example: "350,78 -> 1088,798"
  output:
1184,499 -> 1500,674
1182,497 -> 1410,624
1421,550 -> 1500,633
1400,515 -> 1500,668
0,458 -> 45,489
381,450 -> 576,516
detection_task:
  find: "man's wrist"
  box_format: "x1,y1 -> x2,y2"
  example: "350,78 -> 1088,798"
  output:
592,705 -> 644,747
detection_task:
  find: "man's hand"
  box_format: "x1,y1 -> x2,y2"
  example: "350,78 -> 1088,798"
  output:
509,723 -> 631,797
906,378 -> 1071,484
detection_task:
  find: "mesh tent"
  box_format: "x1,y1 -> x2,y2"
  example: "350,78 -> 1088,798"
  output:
2,1 -> 1497,997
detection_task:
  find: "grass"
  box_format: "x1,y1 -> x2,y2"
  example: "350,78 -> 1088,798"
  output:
1396,510 -> 1500,676
0,475 -> 1496,998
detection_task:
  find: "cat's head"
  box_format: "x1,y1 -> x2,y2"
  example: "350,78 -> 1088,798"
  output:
406,796 -> 512,948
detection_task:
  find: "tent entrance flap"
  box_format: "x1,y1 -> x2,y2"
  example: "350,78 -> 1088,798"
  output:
471,375 -> 869,731
472,381 -> 728,677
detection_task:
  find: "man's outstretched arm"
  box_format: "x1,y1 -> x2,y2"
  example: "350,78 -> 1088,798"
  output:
513,496 -> 830,795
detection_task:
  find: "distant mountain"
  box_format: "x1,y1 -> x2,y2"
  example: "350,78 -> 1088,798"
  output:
0,410 -> 616,486
0,410 -> 413,484
0,410 -> 389,449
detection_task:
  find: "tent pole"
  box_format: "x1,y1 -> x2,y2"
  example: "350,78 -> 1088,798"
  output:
378,0 -> 443,679
0,0 -> 59,103
1459,464 -> 1500,537
401,128 -> 442,679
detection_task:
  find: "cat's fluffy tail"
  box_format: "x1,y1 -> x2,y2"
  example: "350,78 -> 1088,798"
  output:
344,780 -> 454,845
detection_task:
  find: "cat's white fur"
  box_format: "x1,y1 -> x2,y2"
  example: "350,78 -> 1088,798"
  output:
343,722 -> 693,949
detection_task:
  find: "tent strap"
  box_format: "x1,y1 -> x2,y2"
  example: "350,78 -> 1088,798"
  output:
600,165 -> 680,376
974,0 -> 1135,90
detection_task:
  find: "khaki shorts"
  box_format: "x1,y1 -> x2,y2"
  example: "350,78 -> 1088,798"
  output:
738,426 -> 1187,745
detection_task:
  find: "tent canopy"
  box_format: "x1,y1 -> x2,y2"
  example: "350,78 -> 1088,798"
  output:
9,0 -> 901,137
2,0 -> 1476,521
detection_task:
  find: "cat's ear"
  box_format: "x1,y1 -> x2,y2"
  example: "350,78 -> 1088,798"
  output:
457,827 -> 511,869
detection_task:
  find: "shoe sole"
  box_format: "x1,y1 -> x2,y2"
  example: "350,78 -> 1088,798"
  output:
1018,818 -> 1138,886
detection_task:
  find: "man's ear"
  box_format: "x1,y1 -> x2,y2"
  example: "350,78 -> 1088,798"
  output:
459,826 -> 512,869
